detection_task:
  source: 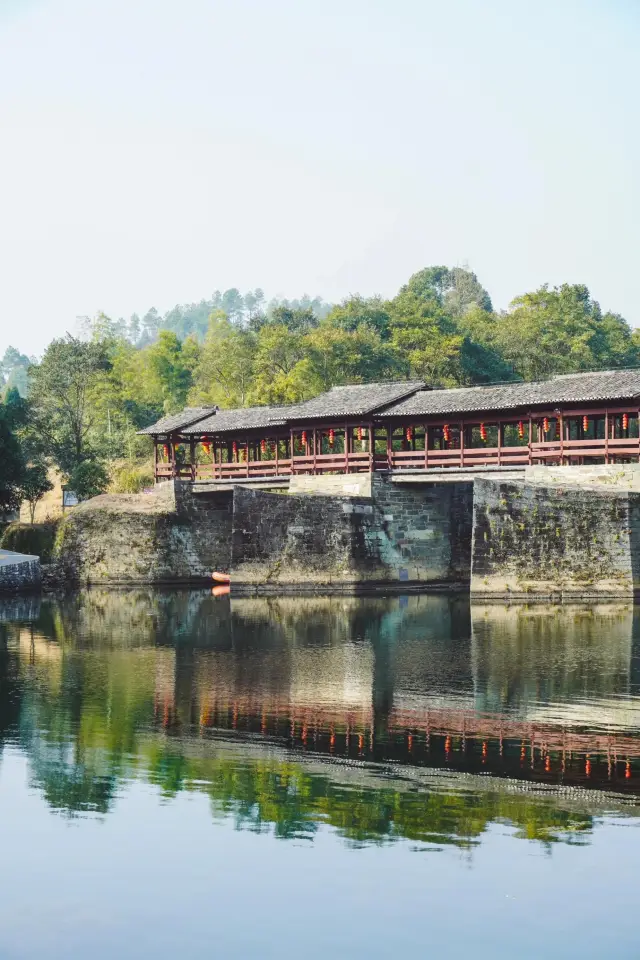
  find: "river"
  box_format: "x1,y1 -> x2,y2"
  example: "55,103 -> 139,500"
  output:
1,590 -> 639,958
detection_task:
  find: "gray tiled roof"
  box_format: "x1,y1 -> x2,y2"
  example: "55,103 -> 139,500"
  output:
284,380 -> 426,421
182,405 -> 289,436
378,369 -> 640,419
138,406 -> 217,435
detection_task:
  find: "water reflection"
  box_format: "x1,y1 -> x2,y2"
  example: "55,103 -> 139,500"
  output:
1,591 -> 640,848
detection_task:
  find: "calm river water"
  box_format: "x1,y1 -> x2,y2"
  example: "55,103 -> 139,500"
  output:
1,590 -> 640,958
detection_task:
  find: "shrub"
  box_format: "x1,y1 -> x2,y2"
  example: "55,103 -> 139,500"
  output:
110,462 -> 155,494
1,520 -> 58,561
68,460 -> 109,501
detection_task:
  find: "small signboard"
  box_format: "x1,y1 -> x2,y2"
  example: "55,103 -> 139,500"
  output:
62,489 -> 79,509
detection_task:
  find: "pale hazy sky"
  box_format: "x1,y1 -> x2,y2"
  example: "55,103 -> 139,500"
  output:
0,0 -> 638,357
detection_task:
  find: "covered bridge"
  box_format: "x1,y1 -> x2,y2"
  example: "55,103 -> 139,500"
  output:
139,369 -> 640,482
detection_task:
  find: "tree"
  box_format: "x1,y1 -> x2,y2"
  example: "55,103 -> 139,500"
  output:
146,331 -> 199,414
28,336 -> 112,475
0,389 -> 27,513
403,265 -> 492,315
20,462 -> 53,523
324,296 -> 392,339
68,460 -> 109,501
305,322 -> 401,390
1,346 -> 32,397
189,312 -> 257,408
250,324 -> 310,403
491,284 -> 639,381
387,289 -> 464,386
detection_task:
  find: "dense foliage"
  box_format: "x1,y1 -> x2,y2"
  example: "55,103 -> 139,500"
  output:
1,265 -> 638,510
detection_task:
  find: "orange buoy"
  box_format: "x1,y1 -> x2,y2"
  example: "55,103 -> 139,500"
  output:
211,571 -> 231,583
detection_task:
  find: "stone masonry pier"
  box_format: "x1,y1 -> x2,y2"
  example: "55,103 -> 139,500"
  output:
46,465 -> 640,597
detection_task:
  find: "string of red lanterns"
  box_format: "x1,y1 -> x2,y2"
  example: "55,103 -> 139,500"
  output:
405,426 -> 413,443
443,424 -> 450,442
517,421 -> 525,439
328,428 -> 335,447
582,415 -> 589,433
623,413 -> 629,430
479,423 -> 487,442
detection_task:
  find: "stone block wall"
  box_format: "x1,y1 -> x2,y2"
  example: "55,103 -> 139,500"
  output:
370,477 -> 473,582
471,477 -> 640,597
55,480 -> 232,585
0,554 -> 41,592
230,476 -> 473,586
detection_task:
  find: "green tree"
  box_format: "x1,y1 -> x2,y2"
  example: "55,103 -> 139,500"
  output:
325,296 -> 392,339
387,289 -> 464,386
190,312 -> 257,407
1,346 -> 32,397
20,462 -> 53,523
68,460 -> 109,501
305,322 -> 401,390
0,389 -> 27,512
28,336 -> 112,475
146,331 -> 199,414
492,284 -> 639,381
249,323 -> 310,403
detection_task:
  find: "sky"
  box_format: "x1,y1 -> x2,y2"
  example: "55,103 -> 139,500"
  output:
0,0 -> 638,357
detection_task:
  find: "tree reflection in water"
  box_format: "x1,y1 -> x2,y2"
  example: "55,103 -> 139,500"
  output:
1,590 -> 640,848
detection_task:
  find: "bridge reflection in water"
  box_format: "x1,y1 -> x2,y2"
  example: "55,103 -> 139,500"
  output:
144,593 -> 640,792
3,591 -> 640,802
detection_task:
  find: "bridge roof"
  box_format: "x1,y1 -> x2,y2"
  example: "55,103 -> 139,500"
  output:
379,369 -> 640,418
182,405 -> 289,436
283,380 -> 426,421
138,406 -> 217,435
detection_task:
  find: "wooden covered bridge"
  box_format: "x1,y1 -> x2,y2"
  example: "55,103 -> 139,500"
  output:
140,369 -> 640,483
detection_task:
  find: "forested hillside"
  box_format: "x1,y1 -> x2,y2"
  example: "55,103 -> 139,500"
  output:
1,265 -> 638,510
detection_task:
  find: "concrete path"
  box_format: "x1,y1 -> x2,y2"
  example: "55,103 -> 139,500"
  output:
0,549 -> 39,565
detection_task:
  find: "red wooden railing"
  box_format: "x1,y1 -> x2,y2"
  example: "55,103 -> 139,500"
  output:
155,435 -> 640,482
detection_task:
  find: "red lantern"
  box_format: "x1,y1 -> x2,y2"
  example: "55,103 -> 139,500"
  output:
357,426 -> 363,442
542,417 -> 549,434
232,441 -> 238,460
582,416 -> 589,433
517,421 -> 525,439
328,428 -> 335,447
260,439 -> 267,455
480,423 -> 487,442
162,444 -> 169,459
405,426 -> 413,443
623,413 -> 629,430
301,430 -> 307,448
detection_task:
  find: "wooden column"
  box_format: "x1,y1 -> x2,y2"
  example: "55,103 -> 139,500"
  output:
190,439 -> 196,481
313,428 -> 317,474
388,426 -> 393,470
528,416 -> 532,466
345,422 -> 350,474
275,435 -> 279,476
559,412 -> 565,465
605,409 -> 609,463
154,440 -> 158,482
459,421 -> 464,468
368,423 -> 374,472
497,422 -> 502,466
290,429 -> 295,475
